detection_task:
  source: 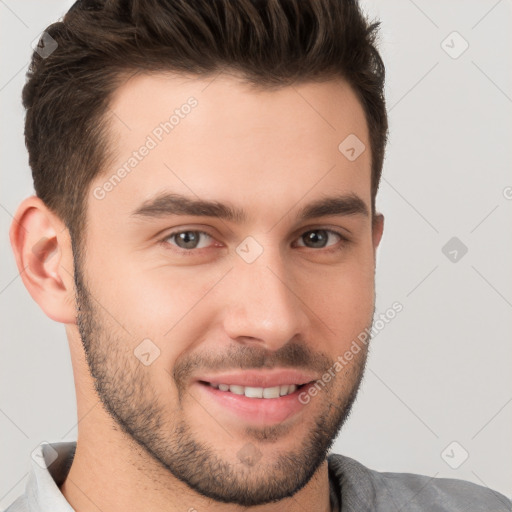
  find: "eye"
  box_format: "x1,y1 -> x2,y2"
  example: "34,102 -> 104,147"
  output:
295,229 -> 345,250
163,230 -> 214,250
160,227 -> 348,255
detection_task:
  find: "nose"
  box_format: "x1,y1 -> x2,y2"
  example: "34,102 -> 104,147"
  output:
221,250 -> 310,351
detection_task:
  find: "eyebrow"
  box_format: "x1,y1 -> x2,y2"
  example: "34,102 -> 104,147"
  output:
130,192 -> 369,223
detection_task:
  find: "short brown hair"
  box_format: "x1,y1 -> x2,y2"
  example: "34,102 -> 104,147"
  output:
23,0 -> 387,251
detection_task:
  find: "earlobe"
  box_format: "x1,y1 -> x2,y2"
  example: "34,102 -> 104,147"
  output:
9,196 -> 77,324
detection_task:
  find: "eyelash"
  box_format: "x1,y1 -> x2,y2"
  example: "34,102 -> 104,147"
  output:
159,228 -> 350,256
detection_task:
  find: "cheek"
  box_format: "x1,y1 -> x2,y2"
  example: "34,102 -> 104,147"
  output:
298,255 -> 375,345
321,279 -> 373,334
88,241 -> 214,324
93,261 -> 228,369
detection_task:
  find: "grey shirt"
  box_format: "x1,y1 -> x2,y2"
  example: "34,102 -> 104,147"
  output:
4,441 -> 510,511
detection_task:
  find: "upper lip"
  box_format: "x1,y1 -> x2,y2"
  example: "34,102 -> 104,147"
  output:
195,369 -> 318,388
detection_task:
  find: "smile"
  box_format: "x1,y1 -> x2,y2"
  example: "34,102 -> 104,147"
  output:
203,382 -> 304,399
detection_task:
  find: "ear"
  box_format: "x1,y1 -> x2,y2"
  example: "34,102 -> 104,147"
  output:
372,213 -> 384,259
9,196 -> 77,324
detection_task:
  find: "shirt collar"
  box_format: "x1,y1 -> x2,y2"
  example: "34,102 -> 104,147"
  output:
26,441 -> 76,512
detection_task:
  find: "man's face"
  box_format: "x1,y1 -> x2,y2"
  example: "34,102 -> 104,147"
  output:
75,73 -> 382,506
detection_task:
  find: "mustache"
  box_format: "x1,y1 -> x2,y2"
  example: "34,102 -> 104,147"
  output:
173,340 -> 333,388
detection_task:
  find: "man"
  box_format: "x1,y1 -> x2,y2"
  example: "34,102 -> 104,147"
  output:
5,0 -> 510,511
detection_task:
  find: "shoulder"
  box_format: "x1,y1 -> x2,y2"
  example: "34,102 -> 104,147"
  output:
328,453 -> 511,512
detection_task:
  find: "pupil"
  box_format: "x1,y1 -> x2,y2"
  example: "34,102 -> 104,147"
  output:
305,230 -> 327,248
177,231 -> 198,249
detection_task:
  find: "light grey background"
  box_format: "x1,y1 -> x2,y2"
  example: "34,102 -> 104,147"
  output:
1,0 -> 511,508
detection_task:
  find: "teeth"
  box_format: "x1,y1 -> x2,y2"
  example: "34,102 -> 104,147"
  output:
263,386 -> 281,398
208,382 -> 299,398
244,386 -> 263,398
229,385 -> 245,395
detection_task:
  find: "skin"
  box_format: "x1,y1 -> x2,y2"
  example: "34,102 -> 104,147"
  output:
10,72 -> 384,512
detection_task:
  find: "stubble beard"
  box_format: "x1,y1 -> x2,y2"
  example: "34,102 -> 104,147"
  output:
74,257 -> 372,506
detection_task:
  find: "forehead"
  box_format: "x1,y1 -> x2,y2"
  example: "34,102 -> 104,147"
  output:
91,72 -> 371,224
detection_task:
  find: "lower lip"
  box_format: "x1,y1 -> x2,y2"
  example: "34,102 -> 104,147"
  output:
194,382 -> 312,424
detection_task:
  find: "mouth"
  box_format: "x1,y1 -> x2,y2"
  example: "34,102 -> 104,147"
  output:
199,381 -> 309,399
192,370 -> 318,424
